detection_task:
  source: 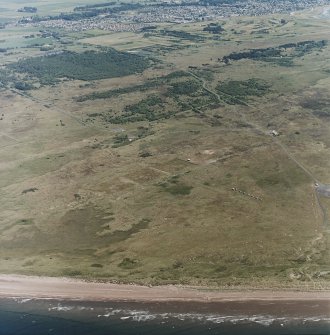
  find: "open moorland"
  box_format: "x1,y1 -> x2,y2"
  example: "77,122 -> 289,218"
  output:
0,0 -> 330,290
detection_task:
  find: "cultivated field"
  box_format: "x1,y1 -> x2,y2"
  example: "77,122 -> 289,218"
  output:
0,2 -> 330,289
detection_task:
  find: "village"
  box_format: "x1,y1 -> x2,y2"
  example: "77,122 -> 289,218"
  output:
13,0 -> 330,32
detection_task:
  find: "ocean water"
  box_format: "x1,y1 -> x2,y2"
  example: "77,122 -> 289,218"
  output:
0,298 -> 329,335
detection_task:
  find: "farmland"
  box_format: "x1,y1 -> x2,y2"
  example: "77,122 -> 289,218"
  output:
0,0 -> 330,289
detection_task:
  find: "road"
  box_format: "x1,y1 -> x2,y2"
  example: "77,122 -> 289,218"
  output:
188,71 -> 329,227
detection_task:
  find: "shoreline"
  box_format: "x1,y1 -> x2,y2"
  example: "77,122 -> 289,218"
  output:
0,274 -> 330,303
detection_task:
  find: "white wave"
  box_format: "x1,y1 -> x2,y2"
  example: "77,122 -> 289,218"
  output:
126,310 -> 157,322
132,314 -> 157,322
48,304 -> 74,312
16,298 -> 32,304
120,316 -> 130,320
249,316 -> 276,326
205,316 -> 228,324
98,309 -> 123,318
299,316 -> 329,324
83,306 -> 330,326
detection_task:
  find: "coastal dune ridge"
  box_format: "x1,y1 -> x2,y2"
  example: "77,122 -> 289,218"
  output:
1,275 -> 330,303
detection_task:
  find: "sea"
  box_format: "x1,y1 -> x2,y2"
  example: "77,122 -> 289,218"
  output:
0,298 -> 329,335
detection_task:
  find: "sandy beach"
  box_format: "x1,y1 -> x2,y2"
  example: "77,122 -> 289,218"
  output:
0,274 -> 330,303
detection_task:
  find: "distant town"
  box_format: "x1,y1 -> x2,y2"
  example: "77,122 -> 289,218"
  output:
13,0 -> 330,33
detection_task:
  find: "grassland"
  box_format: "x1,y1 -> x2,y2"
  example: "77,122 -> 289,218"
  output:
0,0 -> 110,19
0,2 -> 330,290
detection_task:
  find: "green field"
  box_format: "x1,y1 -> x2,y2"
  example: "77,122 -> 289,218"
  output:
0,1 -> 330,290
0,0 -> 113,18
